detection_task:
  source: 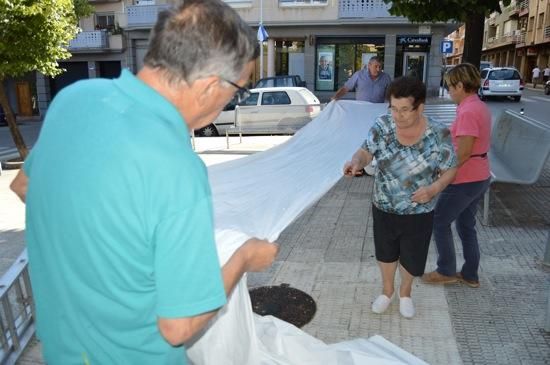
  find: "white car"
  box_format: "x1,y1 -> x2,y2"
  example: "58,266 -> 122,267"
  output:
479,67 -> 524,102
196,87 -> 321,136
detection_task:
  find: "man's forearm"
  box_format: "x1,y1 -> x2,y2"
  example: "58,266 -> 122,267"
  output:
333,87 -> 349,100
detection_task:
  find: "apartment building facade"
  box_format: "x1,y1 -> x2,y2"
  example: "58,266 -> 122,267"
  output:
7,0 -> 456,117
445,0 -> 550,82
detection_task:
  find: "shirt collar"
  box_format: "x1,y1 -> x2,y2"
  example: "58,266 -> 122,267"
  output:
113,69 -> 187,132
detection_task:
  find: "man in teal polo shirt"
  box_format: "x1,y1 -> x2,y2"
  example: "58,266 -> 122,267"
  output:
10,1 -> 278,364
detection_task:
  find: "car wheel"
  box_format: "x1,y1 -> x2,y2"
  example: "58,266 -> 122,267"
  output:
513,96 -> 521,102
478,91 -> 486,101
197,124 -> 219,137
545,86 -> 550,95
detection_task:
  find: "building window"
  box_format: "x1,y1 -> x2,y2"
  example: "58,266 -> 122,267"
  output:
315,37 -> 385,91
537,14 -> 544,29
95,13 -> 115,31
528,16 -> 535,31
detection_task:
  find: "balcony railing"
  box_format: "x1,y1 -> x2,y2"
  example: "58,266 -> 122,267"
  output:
0,250 -> 35,365
518,0 -> 528,16
279,0 -> 328,6
545,26 -> 550,40
487,33 -> 516,48
127,4 -> 172,28
339,0 -> 391,18
514,30 -> 526,46
69,30 -> 109,49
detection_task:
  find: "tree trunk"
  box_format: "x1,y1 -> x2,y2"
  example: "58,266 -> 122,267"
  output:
462,13 -> 485,68
0,79 -> 29,160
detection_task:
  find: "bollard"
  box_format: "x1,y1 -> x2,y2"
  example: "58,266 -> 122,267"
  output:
543,230 -> 550,267
544,231 -> 550,332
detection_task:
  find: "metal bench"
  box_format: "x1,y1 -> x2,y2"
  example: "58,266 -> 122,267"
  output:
483,110 -> 550,224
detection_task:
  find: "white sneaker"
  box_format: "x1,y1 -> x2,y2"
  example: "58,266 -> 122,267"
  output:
371,294 -> 393,314
399,297 -> 415,318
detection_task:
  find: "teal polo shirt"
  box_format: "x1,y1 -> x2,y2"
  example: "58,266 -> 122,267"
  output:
24,70 -> 226,364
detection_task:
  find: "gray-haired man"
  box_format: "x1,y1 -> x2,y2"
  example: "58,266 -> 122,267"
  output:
10,1 -> 277,363
332,56 -> 392,103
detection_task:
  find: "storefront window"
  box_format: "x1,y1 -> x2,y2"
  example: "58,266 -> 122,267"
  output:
275,40 -> 305,76
315,38 -> 384,91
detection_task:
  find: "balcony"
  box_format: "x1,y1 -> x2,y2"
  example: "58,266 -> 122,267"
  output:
279,0 -> 328,6
518,0 -> 528,17
223,0 -> 253,7
514,29 -> 526,47
488,13 -> 497,25
339,0 -> 391,18
545,26 -> 550,41
126,4 -> 172,28
69,30 -> 124,52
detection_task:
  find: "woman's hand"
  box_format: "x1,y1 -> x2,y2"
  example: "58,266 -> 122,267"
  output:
411,185 -> 438,204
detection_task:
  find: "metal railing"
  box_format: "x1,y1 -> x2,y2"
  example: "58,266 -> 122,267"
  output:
279,0 -> 328,5
338,0 -> 392,18
69,30 -> 109,49
545,26 -> 550,40
0,249 -> 35,365
126,4 -> 172,28
518,0 -> 528,15
514,30 -> 526,45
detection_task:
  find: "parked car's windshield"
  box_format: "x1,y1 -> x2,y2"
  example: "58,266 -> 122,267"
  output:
488,69 -> 520,80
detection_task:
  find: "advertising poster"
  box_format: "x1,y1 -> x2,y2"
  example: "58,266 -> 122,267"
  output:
316,46 -> 335,91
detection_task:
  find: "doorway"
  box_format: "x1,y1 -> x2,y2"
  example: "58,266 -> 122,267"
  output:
403,52 -> 427,82
15,81 -> 33,117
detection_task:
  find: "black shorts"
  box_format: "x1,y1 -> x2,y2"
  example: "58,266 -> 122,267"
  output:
372,204 -> 434,277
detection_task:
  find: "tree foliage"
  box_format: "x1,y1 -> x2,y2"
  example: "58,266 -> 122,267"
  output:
382,0 -> 512,68
0,0 -> 80,80
73,0 -> 94,20
383,0 -> 510,22
0,0 -> 83,159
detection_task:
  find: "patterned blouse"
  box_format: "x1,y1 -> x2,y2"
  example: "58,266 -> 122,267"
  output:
362,114 -> 457,215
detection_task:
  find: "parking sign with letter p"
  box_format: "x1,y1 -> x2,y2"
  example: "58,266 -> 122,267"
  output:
441,40 -> 453,54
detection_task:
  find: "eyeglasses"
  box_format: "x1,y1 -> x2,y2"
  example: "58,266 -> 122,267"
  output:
389,105 -> 417,115
221,78 -> 250,103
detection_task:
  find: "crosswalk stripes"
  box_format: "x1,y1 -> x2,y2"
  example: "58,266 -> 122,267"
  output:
529,96 -> 550,102
423,104 -> 457,126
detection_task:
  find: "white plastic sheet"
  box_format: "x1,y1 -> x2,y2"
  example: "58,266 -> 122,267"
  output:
186,101 -> 428,365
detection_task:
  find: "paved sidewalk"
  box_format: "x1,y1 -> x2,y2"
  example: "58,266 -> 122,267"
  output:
2,133 -> 549,364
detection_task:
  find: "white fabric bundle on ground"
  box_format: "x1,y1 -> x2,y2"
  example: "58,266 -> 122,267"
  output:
186,101 -> 428,365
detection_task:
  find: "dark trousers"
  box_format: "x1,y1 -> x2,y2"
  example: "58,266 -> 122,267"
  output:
433,178 -> 491,281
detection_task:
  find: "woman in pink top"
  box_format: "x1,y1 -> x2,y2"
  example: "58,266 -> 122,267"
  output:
422,63 -> 491,288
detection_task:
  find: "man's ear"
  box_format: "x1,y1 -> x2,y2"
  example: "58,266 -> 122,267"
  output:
193,76 -> 220,105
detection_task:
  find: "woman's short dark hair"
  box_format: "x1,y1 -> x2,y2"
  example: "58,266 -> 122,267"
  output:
143,0 -> 259,85
386,77 -> 426,109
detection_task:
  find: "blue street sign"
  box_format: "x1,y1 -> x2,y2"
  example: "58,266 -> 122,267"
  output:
440,40 -> 453,54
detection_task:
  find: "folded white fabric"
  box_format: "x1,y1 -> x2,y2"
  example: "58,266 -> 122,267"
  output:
186,101 -> 428,365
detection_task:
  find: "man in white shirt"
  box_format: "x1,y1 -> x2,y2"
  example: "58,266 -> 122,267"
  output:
543,65 -> 550,83
532,65 -> 541,88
